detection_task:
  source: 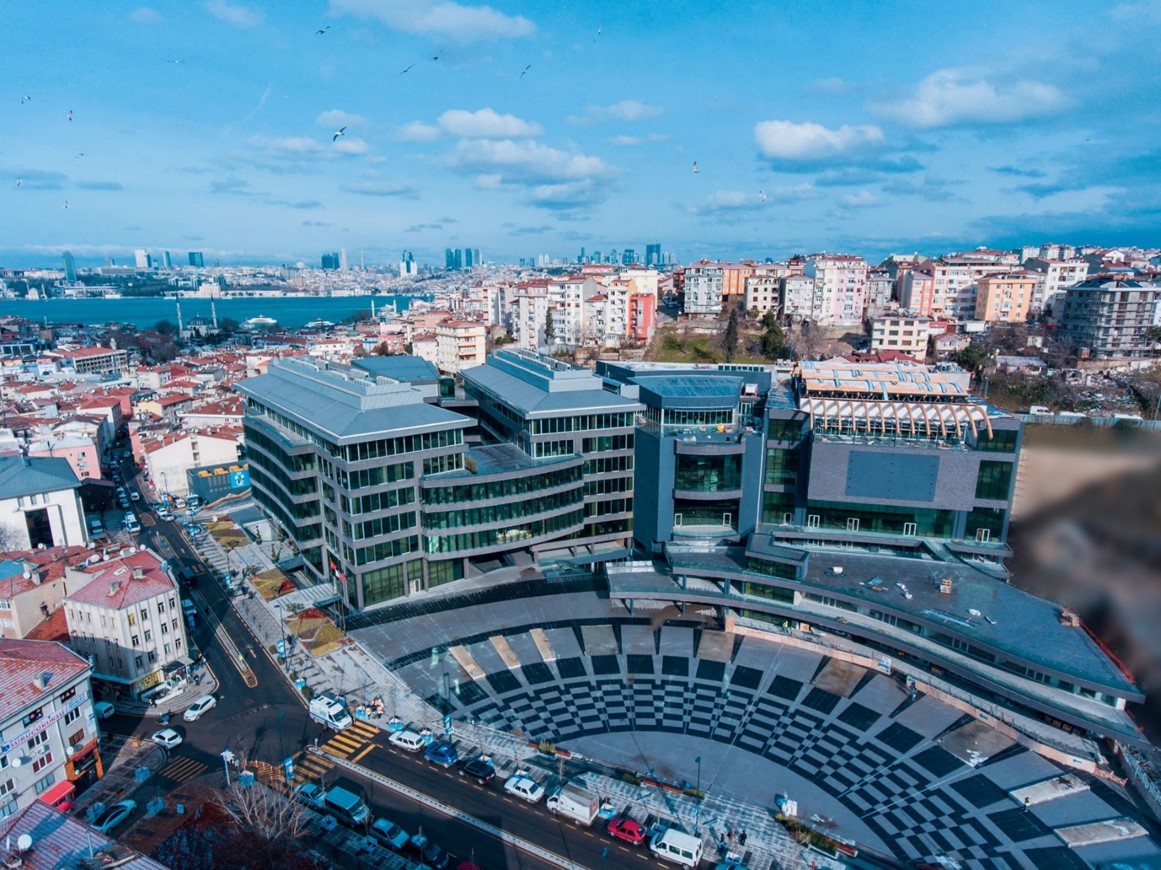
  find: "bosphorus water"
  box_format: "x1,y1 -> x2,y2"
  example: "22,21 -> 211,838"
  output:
0,294 -> 428,330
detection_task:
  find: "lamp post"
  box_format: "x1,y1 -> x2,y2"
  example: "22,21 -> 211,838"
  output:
442,671 -> 450,706
693,755 -> 702,831
220,748 -> 235,787
275,603 -> 288,668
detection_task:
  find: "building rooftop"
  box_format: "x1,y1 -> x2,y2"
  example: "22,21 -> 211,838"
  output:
427,443 -> 580,480
632,374 -> 744,409
0,802 -> 167,870
66,549 -> 176,611
463,353 -> 641,418
237,357 -> 469,441
0,455 -> 81,500
351,355 -> 439,384
0,639 -> 90,723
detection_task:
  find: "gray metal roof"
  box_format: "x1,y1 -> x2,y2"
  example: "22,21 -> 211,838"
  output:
351,355 -> 439,383
462,361 -> 642,417
0,455 -> 80,499
237,358 -> 469,442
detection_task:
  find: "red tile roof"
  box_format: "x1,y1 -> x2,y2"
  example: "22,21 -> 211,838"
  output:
0,639 -> 89,722
67,550 -> 175,610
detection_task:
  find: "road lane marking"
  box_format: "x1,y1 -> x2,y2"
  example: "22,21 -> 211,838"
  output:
351,745 -> 375,764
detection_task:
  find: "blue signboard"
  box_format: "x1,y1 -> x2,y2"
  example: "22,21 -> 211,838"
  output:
229,469 -> 250,489
277,639 -> 286,659
283,757 -> 294,783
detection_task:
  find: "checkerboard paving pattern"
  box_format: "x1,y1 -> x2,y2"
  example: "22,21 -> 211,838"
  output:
437,636 -> 1135,868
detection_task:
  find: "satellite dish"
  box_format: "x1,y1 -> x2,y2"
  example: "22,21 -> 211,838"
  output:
22,571 -> 31,580
968,608 -> 982,617
16,834 -> 32,852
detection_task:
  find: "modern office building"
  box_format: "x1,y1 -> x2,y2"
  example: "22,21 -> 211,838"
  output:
645,243 -> 662,268
321,252 -> 341,271
187,251 -> 204,268
133,249 -> 151,270
61,252 -> 76,284
239,353 -> 639,611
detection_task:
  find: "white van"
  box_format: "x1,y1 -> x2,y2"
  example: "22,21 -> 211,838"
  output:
649,828 -> 704,868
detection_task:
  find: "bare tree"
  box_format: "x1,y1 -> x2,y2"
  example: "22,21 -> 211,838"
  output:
218,775 -> 312,844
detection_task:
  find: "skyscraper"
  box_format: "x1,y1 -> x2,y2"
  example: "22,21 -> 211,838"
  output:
61,251 -> 76,283
188,251 -> 204,268
622,249 -> 637,266
645,243 -> 662,267
162,250 -> 172,269
445,248 -> 456,270
400,251 -> 417,277
464,248 -> 474,269
339,248 -> 349,271
134,249 -> 151,269
321,252 -> 340,270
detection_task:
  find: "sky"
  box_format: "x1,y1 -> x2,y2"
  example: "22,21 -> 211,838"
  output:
4,0 -> 1161,269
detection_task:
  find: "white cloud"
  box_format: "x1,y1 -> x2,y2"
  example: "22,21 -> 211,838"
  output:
438,108 -> 541,138
449,139 -> 608,184
527,179 -> 603,211
807,77 -> 852,95
395,121 -> 441,142
838,190 -> 878,208
330,0 -> 534,41
1110,0 -> 1161,24
753,120 -> 884,162
875,68 -> 1067,128
205,0 -> 263,28
130,6 -> 163,24
245,134 -> 370,160
340,181 -> 419,197
567,100 -> 664,126
315,109 -> 367,129
333,137 -> 370,155
608,133 -> 670,147
248,136 -> 324,155
688,190 -> 765,215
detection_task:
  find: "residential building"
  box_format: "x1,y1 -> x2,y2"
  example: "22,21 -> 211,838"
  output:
1058,278 -> 1159,362
627,292 -> 656,342
779,275 -> 815,321
743,273 -> 781,317
25,435 -> 100,483
0,457 -> 86,550
139,427 -> 242,498
0,639 -> 103,819
865,268 -> 895,317
1024,257 -> 1089,317
870,316 -> 931,360
803,255 -> 868,324
683,262 -> 724,316
0,802 -> 167,868
63,548 -> 189,699
0,550 -> 83,640
50,347 -> 127,377
435,321 -> 486,375
974,273 -> 1037,323
720,262 -> 756,302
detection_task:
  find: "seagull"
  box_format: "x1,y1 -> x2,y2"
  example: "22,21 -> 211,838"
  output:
15,179 -> 21,187
692,162 -> 699,174
594,26 -> 602,42
20,96 -> 31,104
332,126 -> 347,141
170,58 -> 183,64
73,153 -> 85,159
431,54 -> 439,61
63,200 -> 69,209
758,190 -> 767,202
520,64 -> 531,79
400,64 -> 413,75
67,110 -> 73,121
316,26 -> 330,35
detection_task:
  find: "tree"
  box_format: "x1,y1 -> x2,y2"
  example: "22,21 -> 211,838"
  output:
341,309 -> 372,326
723,305 -> 739,362
544,307 -> 556,347
955,342 -> 992,374
760,311 -> 786,360
154,319 -> 178,335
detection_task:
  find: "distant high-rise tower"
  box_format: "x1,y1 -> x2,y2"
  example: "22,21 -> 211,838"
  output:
578,247 -> 585,264
622,249 -> 637,266
645,243 -> 661,267
62,251 -> 76,283
162,251 -> 172,269
339,248 -> 349,271
473,248 -> 481,267
400,251 -> 417,278
321,252 -> 340,270
188,251 -> 204,268
134,249 -> 151,269
445,248 -> 455,270
464,248 -> 474,269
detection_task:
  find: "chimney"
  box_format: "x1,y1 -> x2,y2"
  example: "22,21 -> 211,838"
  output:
30,671 -> 51,691
132,566 -> 144,580
108,579 -> 122,596
1059,607 -> 1081,627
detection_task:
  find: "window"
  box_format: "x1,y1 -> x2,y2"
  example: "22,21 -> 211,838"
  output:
144,630 -> 152,642
160,622 -> 168,635
157,601 -> 165,613
32,752 -> 53,773
33,772 -> 56,794
0,780 -> 12,799
127,612 -> 136,626
63,708 -> 81,726
68,729 -> 85,748
132,635 -> 140,647
147,651 -> 156,662
134,656 -> 143,668
140,609 -> 149,622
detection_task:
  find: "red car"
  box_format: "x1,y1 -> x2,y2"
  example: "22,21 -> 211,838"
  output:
606,817 -> 647,845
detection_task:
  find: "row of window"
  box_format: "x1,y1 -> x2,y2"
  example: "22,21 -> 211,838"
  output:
581,434 -> 633,453
353,534 -> 419,567
340,428 -> 464,463
424,490 -> 582,531
251,468 -> 322,521
584,476 -> 633,497
247,450 -> 318,498
423,465 -> 582,506
423,510 -> 585,555
245,425 -> 316,473
675,454 -> 743,492
337,461 -> 415,491
530,412 -> 635,435
341,485 -> 416,516
346,511 -> 417,542
583,455 -> 634,475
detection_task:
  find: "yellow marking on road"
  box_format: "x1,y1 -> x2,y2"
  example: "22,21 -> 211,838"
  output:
348,721 -> 379,739
161,757 -> 207,783
350,744 -> 375,764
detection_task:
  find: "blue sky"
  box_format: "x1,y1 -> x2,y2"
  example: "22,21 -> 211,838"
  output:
4,0 -> 1161,268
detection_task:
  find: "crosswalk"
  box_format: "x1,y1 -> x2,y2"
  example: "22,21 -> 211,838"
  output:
319,720 -> 380,760
293,750 -> 335,785
160,755 -> 208,784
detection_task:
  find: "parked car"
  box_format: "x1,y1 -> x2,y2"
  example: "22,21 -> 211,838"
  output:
458,756 -> 495,784
370,817 -> 409,852
293,783 -> 326,811
130,491 -> 140,501
151,728 -> 183,750
388,729 -> 426,753
424,740 -> 459,768
93,701 -> 116,720
92,799 -> 136,834
408,831 -> 450,870
606,816 -> 648,845
182,694 -> 217,722
503,771 -> 545,803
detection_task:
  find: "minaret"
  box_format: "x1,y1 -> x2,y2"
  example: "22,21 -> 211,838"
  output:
211,296 -> 219,330
370,299 -> 376,320
176,300 -> 184,335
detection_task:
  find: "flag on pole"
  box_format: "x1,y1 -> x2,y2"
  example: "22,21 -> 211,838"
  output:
329,559 -> 348,583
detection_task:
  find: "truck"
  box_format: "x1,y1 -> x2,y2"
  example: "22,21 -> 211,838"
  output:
545,782 -> 599,827
309,691 -> 353,731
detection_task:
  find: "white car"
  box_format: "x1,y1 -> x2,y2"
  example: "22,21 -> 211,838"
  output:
151,728 -> 183,750
503,771 -> 545,803
130,491 -> 140,501
388,729 -> 426,753
182,694 -> 217,722
92,799 -> 136,834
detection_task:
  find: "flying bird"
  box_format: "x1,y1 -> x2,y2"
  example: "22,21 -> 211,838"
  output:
594,26 -> 602,42
63,200 -> 69,209
170,58 -> 183,64
74,153 -> 85,159
692,162 -> 699,174
15,179 -> 21,187
316,26 -> 330,35
332,126 -> 347,141
758,190 -> 767,202
20,96 -> 31,104
520,64 -> 531,79
431,54 -> 439,61
67,110 -> 73,121
400,64 -> 413,75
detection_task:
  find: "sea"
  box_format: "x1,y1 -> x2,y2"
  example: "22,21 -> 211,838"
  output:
0,294 -> 429,330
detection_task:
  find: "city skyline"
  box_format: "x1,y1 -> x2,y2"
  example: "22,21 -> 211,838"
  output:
4,1 -> 1161,267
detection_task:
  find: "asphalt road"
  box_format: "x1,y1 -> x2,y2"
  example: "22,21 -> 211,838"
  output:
104,455 -> 666,869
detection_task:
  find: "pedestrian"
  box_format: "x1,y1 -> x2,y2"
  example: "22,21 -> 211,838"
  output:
739,830 -> 747,847
149,697 -> 156,707
1023,796 -> 1031,814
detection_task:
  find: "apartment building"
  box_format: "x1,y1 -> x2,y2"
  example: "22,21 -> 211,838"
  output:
1024,257 -> 1089,317
974,273 -> 1038,323
0,457 -> 87,551
1058,277 -> 1159,362
803,255 -> 868,324
870,316 -> 931,360
743,274 -> 781,317
435,321 -> 486,375
779,275 -> 815,321
683,262 -> 725,316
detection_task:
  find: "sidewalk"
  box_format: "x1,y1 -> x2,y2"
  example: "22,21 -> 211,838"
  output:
186,513 -> 813,870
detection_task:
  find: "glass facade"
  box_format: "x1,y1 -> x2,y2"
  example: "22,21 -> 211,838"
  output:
805,499 -> 955,537
424,465 -> 581,505
424,509 -> 584,555
674,454 -> 742,492
761,490 -> 797,524
764,447 -> 799,485
673,498 -> 738,528
975,460 -> 1014,501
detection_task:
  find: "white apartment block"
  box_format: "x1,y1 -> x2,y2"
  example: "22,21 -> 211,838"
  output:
0,640 -> 101,820
141,428 -> 241,498
684,263 -> 724,316
435,321 -> 487,374
744,274 -> 781,317
780,275 -> 815,321
63,549 -> 189,699
0,457 -> 87,551
871,316 -> 931,360
803,255 -> 868,324
1024,257 -> 1089,317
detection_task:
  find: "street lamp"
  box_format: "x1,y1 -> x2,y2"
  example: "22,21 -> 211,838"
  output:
220,748 -> 235,787
442,671 -> 450,707
693,756 -> 702,831
275,603 -> 288,668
